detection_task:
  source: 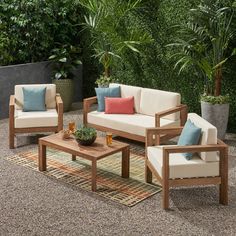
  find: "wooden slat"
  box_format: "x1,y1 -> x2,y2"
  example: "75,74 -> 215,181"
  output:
15,126 -> 58,133
88,123 -> 145,142
163,143 -> 226,153
169,177 -> 221,187
40,134 -> 129,161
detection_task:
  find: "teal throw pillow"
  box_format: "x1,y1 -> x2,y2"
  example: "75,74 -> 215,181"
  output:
23,86 -> 47,112
177,119 -> 202,160
95,87 -> 121,112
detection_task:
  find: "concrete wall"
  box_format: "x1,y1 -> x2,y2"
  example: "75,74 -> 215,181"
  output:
0,61 -> 83,119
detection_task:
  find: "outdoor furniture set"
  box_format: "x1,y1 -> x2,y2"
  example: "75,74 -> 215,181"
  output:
8,83 -> 228,209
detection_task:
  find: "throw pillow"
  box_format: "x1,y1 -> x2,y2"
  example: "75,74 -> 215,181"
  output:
95,87 -> 121,112
105,96 -> 134,114
177,119 -> 202,160
23,86 -> 47,112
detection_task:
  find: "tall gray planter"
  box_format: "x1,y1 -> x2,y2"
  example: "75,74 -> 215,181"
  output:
201,101 -> 229,140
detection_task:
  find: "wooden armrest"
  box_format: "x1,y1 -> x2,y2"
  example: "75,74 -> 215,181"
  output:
146,127 -> 183,147
56,94 -> 63,105
163,143 -> 227,154
84,96 -> 97,106
83,96 -> 97,125
9,95 -> 15,107
55,94 -> 63,131
155,104 -> 188,127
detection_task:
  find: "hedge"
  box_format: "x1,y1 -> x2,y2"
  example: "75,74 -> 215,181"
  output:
103,0 -> 236,132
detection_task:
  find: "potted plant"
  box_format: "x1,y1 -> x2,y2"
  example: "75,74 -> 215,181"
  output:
49,44 -> 82,112
74,126 -> 97,146
168,1 -> 236,139
95,74 -> 114,88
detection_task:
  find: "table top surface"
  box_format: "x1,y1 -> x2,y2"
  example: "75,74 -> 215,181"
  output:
39,133 -> 129,160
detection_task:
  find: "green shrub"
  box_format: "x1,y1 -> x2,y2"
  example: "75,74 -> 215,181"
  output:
0,0 -> 80,65
201,95 -> 230,105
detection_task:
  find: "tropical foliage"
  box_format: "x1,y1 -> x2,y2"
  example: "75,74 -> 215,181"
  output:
79,0 -> 152,77
168,0 -> 236,97
49,45 -> 82,80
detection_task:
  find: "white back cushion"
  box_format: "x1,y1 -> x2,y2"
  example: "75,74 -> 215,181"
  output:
140,88 -> 181,121
109,83 -> 142,113
188,113 -> 218,162
15,84 -> 56,110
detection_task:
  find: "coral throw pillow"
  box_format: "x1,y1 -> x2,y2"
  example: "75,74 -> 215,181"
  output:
105,96 -> 134,114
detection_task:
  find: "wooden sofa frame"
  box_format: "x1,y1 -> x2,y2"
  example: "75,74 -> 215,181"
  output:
9,94 -> 63,149
83,96 -> 188,143
145,127 -> 228,210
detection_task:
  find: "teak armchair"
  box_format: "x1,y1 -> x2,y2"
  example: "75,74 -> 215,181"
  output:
9,84 -> 63,149
145,113 -> 228,209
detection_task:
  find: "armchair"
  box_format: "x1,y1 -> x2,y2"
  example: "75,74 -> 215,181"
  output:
9,84 -> 63,149
145,113 -> 228,209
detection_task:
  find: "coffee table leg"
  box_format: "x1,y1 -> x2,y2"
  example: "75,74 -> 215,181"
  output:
72,155 -> 76,161
91,160 -> 97,191
122,146 -> 130,178
39,142 -> 46,171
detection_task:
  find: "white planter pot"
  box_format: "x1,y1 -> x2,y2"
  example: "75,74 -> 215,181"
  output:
201,101 -> 229,140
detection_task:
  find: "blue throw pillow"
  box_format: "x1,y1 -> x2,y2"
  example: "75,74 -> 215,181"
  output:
23,86 -> 47,112
177,119 -> 202,160
95,87 -> 121,112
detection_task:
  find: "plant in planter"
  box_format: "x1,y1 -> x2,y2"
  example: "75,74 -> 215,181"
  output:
168,1 -> 236,139
95,74 -> 114,88
80,0 -> 152,86
74,126 -> 97,146
49,44 -> 82,112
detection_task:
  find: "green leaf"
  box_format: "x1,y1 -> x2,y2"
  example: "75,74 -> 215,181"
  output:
48,55 -> 56,60
55,72 -> 62,79
59,57 -> 67,63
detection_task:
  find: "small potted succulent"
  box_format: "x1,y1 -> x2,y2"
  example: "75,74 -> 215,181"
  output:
74,126 -> 97,146
95,74 -> 113,88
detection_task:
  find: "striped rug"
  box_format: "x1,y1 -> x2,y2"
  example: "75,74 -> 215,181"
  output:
6,147 -> 161,207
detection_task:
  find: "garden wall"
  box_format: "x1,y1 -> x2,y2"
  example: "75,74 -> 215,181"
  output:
0,61 -> 82,119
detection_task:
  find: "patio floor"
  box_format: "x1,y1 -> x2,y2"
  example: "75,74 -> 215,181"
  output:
0,109 -> 236,235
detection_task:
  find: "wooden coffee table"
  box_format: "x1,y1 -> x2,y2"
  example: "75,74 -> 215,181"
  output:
38,133 -> 130,191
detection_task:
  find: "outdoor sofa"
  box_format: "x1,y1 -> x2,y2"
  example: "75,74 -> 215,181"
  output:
83,83 -> 188,143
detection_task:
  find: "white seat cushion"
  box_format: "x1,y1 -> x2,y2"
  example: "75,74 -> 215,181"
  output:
140,88 -> 181,121
88,111 -> 180,137
147,145 -> 219,179
15,109 -> 58,128
15,84 -> 56,110
188,113 -> 218,162
109,83 -> 142,113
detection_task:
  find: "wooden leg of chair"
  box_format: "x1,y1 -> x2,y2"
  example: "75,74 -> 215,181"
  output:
9,129 -> 14,149
162,151 -> 169,210
219,147 -> 228,205
145,162 -> 152,183
162,179 -> 169,210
